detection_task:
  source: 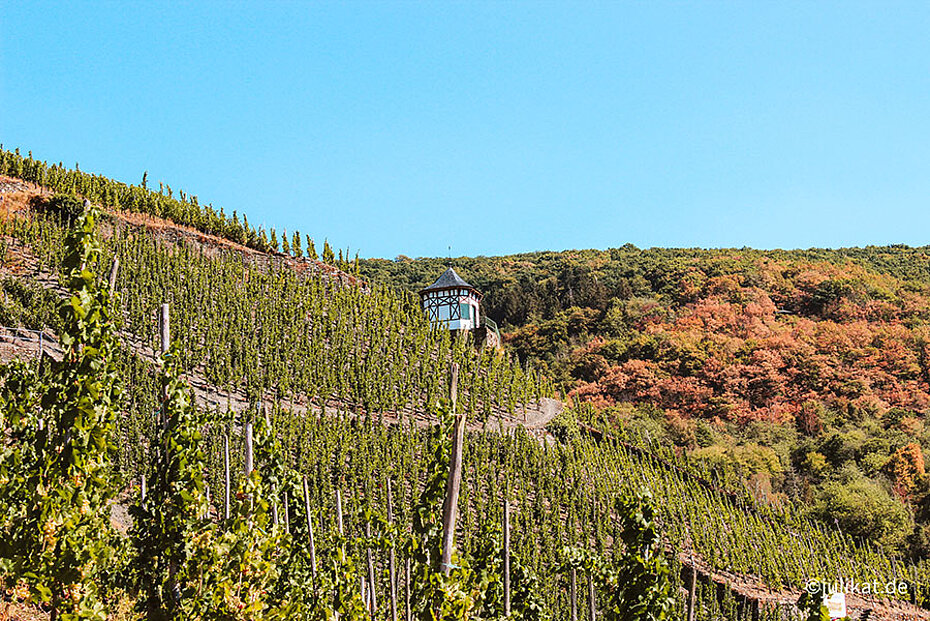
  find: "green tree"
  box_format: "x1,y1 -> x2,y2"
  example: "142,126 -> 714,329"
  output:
812,478 -> 911,549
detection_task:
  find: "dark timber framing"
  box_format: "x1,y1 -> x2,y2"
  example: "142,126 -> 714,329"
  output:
420,287 -> 476,322
418,268 -> 482,326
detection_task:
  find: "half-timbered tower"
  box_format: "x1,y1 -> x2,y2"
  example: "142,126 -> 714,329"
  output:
418,268 -> 481,331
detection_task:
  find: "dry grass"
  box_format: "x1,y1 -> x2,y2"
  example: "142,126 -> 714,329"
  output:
0,175 -> 364,289
0,592 -> 141,621
0,600 -> 47,621
0,176 -> 46,225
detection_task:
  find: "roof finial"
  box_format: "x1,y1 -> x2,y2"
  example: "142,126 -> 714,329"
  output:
448,245 -> 452,267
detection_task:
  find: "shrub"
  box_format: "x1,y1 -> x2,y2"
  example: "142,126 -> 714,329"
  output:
812,478 -> 911,550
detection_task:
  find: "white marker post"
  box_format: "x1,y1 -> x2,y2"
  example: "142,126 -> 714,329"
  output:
825,591 -> 846,620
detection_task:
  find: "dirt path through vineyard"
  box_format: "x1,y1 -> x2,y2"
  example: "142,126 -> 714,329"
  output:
679,545 -> 930,620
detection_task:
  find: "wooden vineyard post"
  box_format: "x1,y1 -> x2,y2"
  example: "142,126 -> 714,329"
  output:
108,255 -> 119,293
336,488 -> 345,561
204,485 -> 211,520
570,568 -> 577,621
271,488 -> 279,526
360,577 -> 367,613
503,497 -> 511,616
449,363 -> 459,411
751,600 -> 760,621
223,434 -> 231,520
154,300 -> 176,604
687,555 -> 697,621
334,489 -> 345,614
405,557 -> 411,621
244,422 -> 254,475
140,474 -> 147,504
387,478 -> 398,621
587,570 -> 595,621
336,489 -> 344,536
283,491 -> 289,534
365,519 -> 377,615
264,409 -> 278,525
440,363 -> 463,575
302,475 -> 318,579
159,303 -> 170,355
243,422 -> 255,512
158,303 -> 170,430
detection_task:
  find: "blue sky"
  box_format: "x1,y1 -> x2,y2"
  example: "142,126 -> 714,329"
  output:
2,2 -> 930,259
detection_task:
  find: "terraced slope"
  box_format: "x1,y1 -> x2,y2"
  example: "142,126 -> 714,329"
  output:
0,162 -> 926,620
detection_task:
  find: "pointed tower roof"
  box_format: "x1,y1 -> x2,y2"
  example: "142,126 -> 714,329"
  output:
419,267 -> 480,296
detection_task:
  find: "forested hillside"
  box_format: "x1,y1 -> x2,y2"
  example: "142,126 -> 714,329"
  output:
360,244 -> 930,554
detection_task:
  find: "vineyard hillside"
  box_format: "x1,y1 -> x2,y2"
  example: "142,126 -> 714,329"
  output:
0,165 -> 556,433
1,148 -> 928,621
